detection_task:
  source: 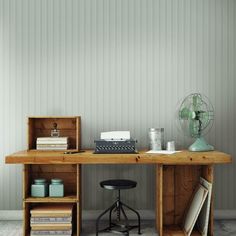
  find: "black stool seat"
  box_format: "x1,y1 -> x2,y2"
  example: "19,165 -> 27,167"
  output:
100,179 -> 137,190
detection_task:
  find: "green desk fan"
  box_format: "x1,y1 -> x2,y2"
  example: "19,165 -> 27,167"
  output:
178,93 -> 214,152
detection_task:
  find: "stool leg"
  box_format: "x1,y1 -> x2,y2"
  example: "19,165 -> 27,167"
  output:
96,202 -> 116,236
120,204 -> 129,235
109,203 -> 116,229
117,190 -> 121,221
121,202 -> 141,234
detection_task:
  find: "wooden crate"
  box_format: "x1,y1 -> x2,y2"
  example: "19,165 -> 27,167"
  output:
28,116 -> 81,152
23,164 -> 82,236
156,164 -> 214,236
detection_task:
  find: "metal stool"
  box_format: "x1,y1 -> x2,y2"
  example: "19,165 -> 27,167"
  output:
96,179 -> 141,236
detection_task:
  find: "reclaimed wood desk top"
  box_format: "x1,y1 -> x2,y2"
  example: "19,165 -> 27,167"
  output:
5,150 -> 232,165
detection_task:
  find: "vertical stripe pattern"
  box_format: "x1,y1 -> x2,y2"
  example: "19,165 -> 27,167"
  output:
0,0 -> 235,210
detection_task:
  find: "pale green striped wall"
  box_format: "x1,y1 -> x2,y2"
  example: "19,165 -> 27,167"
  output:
0,0 -> 235,210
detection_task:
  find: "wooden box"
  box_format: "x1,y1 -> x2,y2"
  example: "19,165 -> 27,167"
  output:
28,116 -> 81,152
23,164 -> 82,236
157,165 -> 214,236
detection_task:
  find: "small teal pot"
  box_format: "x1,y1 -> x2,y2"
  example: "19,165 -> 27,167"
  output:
31,179 -> 48,197
49,179 -> 64,197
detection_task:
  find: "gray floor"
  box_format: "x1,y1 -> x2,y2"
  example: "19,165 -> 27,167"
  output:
0,220 -> 236,236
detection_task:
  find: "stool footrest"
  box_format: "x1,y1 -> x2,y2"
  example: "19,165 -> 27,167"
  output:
96,200 -> 141,235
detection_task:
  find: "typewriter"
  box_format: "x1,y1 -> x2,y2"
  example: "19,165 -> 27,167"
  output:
94,131 -> 137,154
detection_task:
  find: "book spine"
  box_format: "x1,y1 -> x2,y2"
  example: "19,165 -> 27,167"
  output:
37,142 -> 68,145
30,230 -> 72,235
31,217 -> 72,223
31,223 -> 72,230
31,213 -> 72,218
36,145 -> 68,148
36,138 -> 68,142
36,147 -> 68,150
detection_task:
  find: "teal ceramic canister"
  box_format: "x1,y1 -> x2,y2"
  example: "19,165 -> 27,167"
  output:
31,179 -> 48,197
49,179 -> 64,197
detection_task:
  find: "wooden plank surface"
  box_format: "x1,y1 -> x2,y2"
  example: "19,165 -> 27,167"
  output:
163,166 -> 175,226
23,165 -> 30,199
163,225 -> 201,236
23,202 -> 30,236
25,195 -> 78,203
156,164 -> 163,236
174,166 -> 202,225
5,150 -> 232,165
77,165 -> 82,235
202,165 -> 214,236
31,117 -> 78,129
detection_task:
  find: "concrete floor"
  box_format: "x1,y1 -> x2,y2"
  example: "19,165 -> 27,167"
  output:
0,220 -> 236,236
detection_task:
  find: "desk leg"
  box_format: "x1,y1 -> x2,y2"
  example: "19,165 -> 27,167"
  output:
156,164 -> 163,236
77,164 -> 82,236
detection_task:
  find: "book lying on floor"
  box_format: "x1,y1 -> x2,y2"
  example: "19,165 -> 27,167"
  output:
182,183 -> 209,236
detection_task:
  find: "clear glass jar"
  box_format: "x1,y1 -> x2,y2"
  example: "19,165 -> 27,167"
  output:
148,128 -> 164,151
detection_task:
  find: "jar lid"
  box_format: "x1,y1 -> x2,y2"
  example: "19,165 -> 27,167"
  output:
34,179 -> 46,184
51,179 -> 63,184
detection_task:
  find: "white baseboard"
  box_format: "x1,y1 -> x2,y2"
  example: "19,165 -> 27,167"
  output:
214,210 -> 236,220
0,210 -> 235,221
0,210 -> 23,220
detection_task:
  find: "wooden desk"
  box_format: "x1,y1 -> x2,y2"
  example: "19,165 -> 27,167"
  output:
5,150 -> 232,236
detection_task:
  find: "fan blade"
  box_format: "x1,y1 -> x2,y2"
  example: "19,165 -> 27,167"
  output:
179,107 -> 192,119
192,94 -> 202,111
189,119 -> 199,137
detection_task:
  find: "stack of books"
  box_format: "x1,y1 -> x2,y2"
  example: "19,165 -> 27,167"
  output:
36,137 -> 69,150
30,204 -> 73,236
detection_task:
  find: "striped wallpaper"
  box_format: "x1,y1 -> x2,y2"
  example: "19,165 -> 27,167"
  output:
0,0 -> 235,211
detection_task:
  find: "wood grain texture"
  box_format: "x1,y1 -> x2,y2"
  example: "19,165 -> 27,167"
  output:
23,202 -> 30,236
156,164 -> 163,236
5,150 -> 232,165
174,166 -> 202,225
22,163 -> 80,236
23,165 -> 31,200
163,225 -> 201,236
28,117 -> 81,151
202,165 -> 214,236
25,195 -> 77,203
30,164 -> 77,197
162,165 -> 214,236
77,165 -> 82,234
163,166 -> 175,226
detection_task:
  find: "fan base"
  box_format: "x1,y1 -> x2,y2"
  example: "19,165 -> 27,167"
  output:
188,137 -> 214,152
